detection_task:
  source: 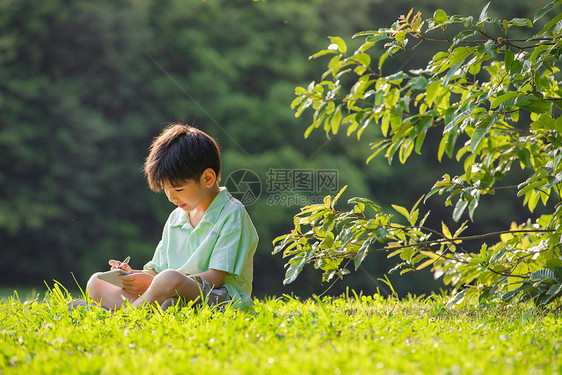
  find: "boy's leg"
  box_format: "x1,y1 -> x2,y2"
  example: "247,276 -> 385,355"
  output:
87,272 -> 140,310
130,269 -> 201,308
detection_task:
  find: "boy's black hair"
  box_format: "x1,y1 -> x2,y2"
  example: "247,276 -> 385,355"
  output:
144,123 -> 221,192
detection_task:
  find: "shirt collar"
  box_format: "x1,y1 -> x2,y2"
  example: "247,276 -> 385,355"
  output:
199,186 -> 230,225
170,187 -> 231,228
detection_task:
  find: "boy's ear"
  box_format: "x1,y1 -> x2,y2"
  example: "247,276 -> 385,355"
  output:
201,168 -> 217,187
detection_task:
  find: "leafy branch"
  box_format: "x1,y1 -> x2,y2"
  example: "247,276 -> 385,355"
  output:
280,0 -> 562,306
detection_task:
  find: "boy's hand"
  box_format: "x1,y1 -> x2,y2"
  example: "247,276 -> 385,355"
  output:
120,272 -> 154,295
108,259 -> 132,273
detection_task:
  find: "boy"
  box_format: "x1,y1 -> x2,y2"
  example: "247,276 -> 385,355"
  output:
85,124 -> 259,310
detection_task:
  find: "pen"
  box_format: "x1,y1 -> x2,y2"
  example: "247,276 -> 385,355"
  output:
120,256 -> 130,269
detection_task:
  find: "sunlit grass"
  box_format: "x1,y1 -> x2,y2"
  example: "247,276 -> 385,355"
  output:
1,284 -> 561,374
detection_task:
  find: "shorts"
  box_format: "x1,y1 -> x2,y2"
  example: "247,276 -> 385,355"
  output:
160,275 -> 231,310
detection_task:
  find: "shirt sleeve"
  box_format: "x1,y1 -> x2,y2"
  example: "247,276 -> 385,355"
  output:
143,216 -> 172,273
208,211 -> 258,276
143,239 -> 166,273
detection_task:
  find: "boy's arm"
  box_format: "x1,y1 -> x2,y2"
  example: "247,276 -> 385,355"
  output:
193,269 -> 227,288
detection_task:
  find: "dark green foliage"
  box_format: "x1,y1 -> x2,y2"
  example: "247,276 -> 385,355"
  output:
0,0 -> 160,283
0,0 -> 391,296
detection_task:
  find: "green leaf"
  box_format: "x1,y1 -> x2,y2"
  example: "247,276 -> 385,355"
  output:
445,128 -> 459,158
353,30 -> 379,37
521,100 -> 551,114
399,138 -> 414,164
443,60 -> 464,86
304,123 -> 316,138
331,185 -> 348,208
409,76 -> 429,90
352,53 -> 371,67
504,49 -> 514,75
320,231 -> 334,248
490,92 -> 517,109
508,18 -> 532,27
479,2 -> 491,22
284,262 -> 304,285
331,106 -> 342,134
530,269 -> 557,283
366,139 -> 389,163
415,128 -> 427,154
487,16 -> 502,26
395,31 -> 407,44
378,51 -> 389,69
442,221 -> 452,239
468,197 -> 479,220
400,247 -> 415,261
328,36 -> 347,54
392,204 -> 410,220
534,0 -> 562,23
509,59 -> 523,75
527,189 -> 541,212
385,71 -> 409,83
469,61 -> 481,75
446,104 -> 476,133
556,117 -> 562,133
438,133 -> 448,162
547,258 -> 562,268
446,289 -> 468,307
453,30 -> 476,45
529,44 -> 549,63
545,172 -> 562,190
386,137 -> 402,165
434,9 -> 448,24
416,257 -> 437,270
365,33 -> 389,44
546,283 -> 562,297
453,199 -> 469,222
501,289 -> 519,302
517,148 -> 532,169
470,116 -> 495,152
409,197 -> 423,225
425,81 -> 440,107
532,114 -> 556,130
539,12 -> 562,35
347,197 -> 382,212
328,55 -> 342,77
309,49 -> 337,59
477,40 -> 497,58
354,238 -> 373,270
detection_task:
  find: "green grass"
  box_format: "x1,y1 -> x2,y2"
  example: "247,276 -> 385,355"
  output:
1,284 -> 561,374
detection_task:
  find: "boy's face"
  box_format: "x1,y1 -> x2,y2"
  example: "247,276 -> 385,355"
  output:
162,168 -> 218,212
163,179 -> 207,212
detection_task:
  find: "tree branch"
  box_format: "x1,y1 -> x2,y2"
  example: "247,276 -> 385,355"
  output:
367,228 -> 554,255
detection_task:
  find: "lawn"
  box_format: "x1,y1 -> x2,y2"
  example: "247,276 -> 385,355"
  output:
1,284 -> 561,374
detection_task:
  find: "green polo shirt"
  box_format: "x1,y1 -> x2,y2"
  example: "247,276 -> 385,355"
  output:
144,187 -> 259,307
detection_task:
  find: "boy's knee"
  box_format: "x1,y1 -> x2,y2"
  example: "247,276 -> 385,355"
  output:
152,269 -> 182,287
86,272 -> 104,300
150,269 -> 185,296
